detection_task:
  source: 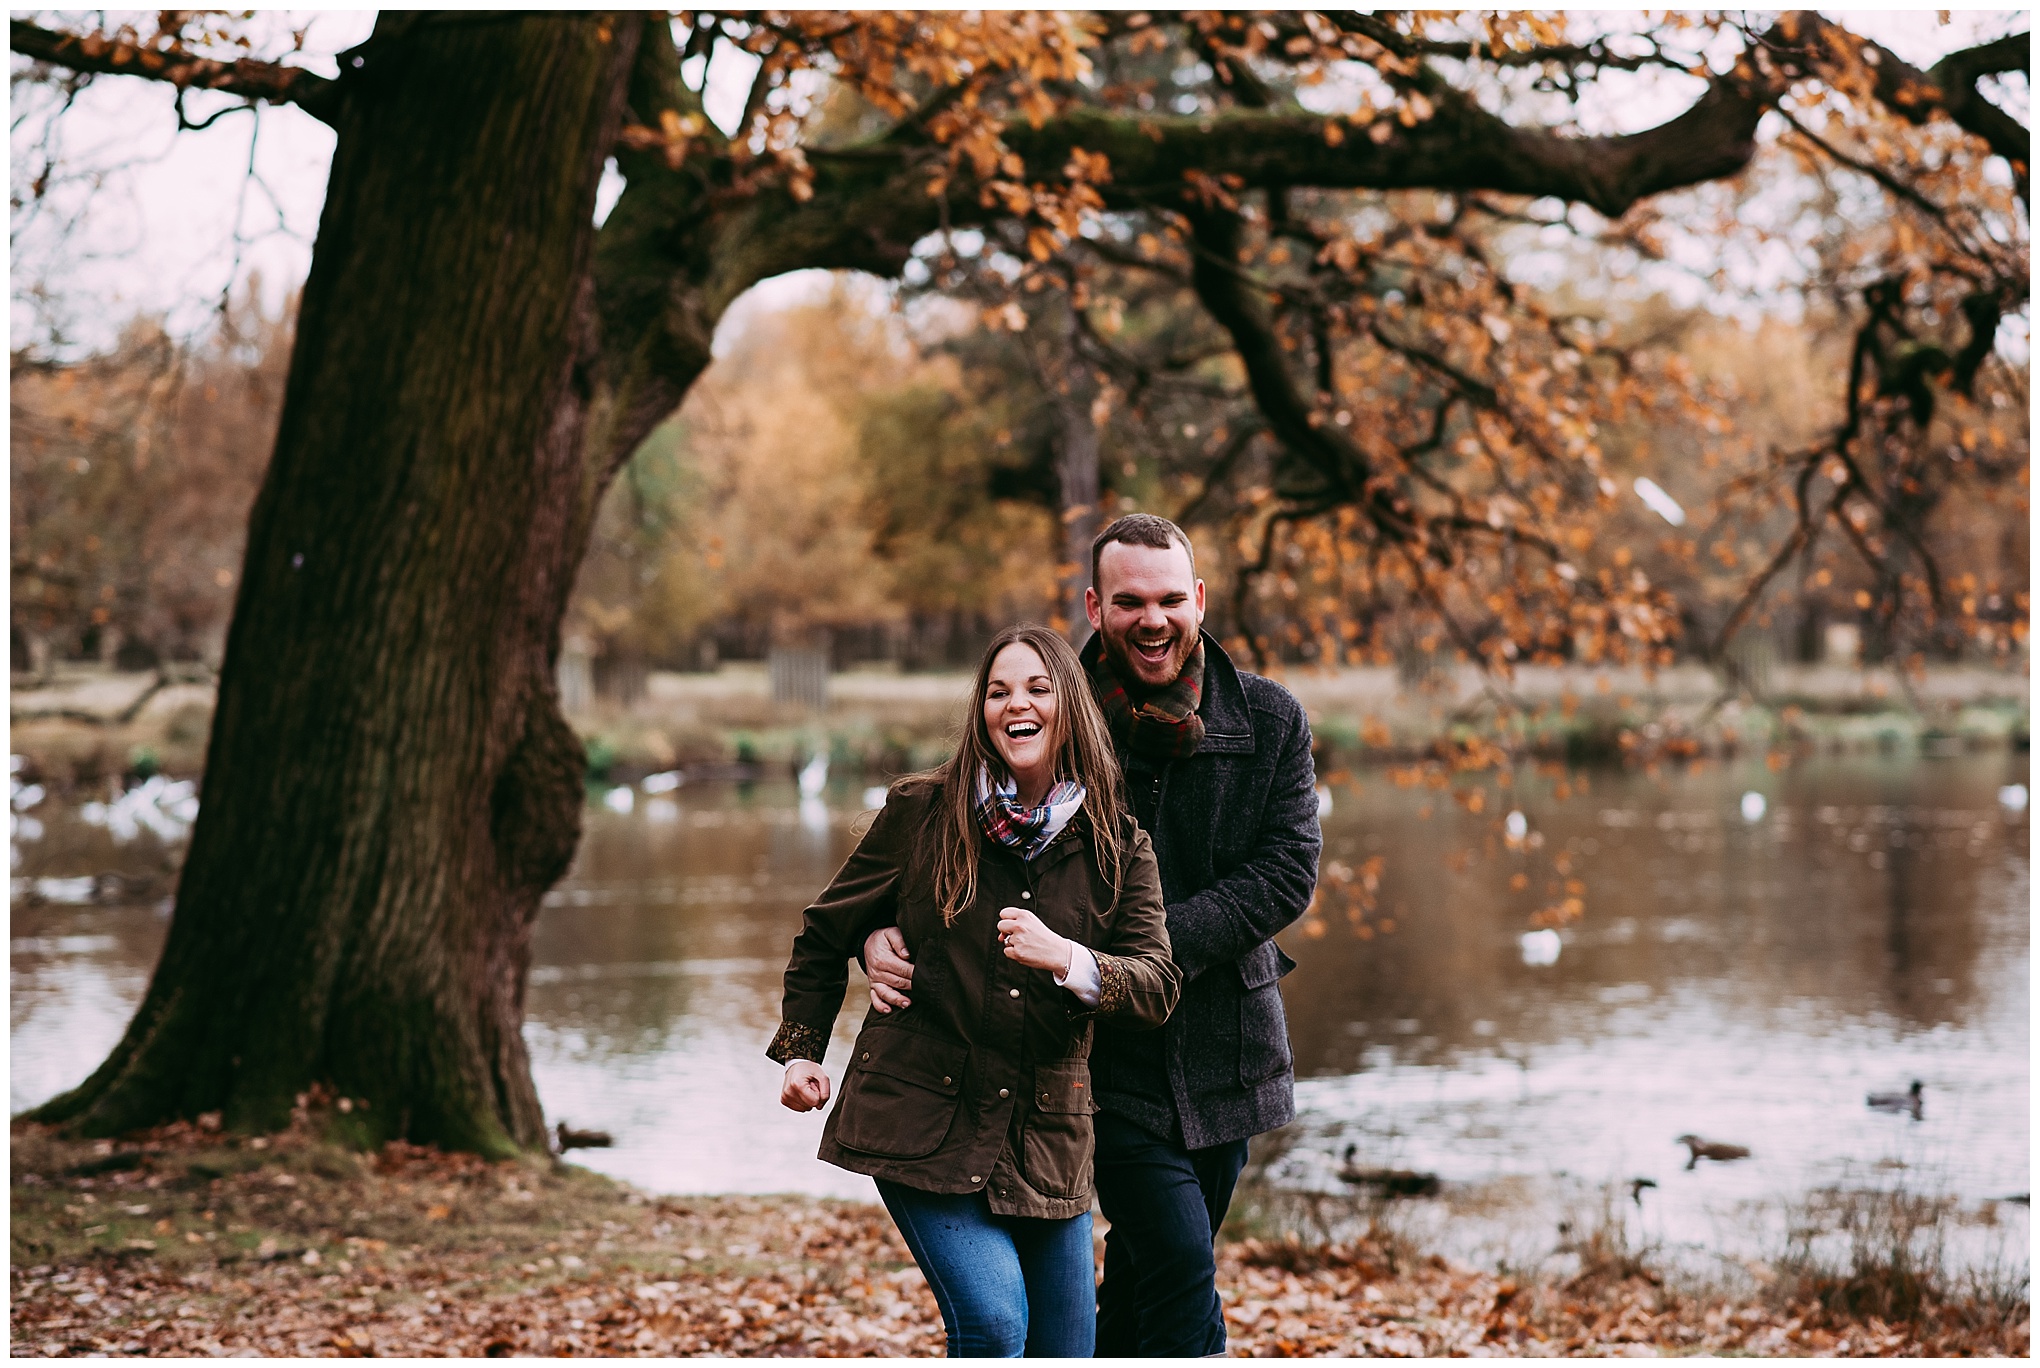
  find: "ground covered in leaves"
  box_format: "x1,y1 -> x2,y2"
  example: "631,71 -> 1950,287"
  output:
11,1119 -> 2028,1357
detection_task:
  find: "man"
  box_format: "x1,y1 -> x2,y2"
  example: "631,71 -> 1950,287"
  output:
866,513 -> 1321,1356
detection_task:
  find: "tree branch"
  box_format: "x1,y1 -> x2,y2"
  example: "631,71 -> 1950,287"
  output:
1338,14 -> 1694,78
1795,14 -> 2030,201
998,78 -> 1771,221
1174,419 -> 1268,526
9,19 -> 341,124
1183,207 -> 1355,499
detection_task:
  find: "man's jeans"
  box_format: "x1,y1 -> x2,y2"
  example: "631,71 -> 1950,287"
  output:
1093,1111 -> 1252,1357
875,1181 -> 1095,1358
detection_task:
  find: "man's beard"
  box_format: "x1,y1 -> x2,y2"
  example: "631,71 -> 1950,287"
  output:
1101,622 -> 1197,690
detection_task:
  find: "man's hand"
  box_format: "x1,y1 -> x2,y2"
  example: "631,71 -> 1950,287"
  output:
781,1060 -> 831,1112
997,906 -> 1074,976
865,926 -> 914,1014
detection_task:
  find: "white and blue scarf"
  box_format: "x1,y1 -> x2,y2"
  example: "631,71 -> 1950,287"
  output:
974,766 -> 1086,861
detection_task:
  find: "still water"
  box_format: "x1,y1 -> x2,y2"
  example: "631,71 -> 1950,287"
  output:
11,754 -> 2029,1274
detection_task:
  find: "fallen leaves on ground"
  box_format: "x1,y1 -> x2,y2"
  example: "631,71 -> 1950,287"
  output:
1215,1237 -> 2027,1357
11,1122 -> 2028,1357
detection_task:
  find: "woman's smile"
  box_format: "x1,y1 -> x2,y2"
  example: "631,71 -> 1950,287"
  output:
983,642 -> 1059,802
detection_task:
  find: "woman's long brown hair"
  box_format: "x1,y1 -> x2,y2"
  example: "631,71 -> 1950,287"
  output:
899,624 -> 1126,924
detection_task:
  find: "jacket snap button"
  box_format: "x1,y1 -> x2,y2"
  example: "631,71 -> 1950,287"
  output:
942,1076 -> 952,1086
1009,988 -> 1020,998
1040,1093 -> 1051,1104
861,1051 -> 870,1061
1021,891 -> 1031,899
999,1088 -> 1010,1099
970,1175 -> 982,1183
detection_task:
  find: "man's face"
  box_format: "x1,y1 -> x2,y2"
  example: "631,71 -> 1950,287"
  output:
1085,540 -> 1206,689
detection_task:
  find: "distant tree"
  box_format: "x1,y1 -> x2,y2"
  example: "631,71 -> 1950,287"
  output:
11,289 -> 288,676
10,10 -> 2025,1152
566,283 -> 1051,678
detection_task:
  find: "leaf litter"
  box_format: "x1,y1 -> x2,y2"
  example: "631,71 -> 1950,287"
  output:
11,1119 -> 2026,1357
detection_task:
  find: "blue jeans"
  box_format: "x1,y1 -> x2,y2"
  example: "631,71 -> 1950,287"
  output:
876,1181 -> 1096,1358
1093,1112 -> 1251,1357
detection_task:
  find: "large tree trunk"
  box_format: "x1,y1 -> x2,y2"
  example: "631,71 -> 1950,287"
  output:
1041,298 -> 1102,641
32,13 -> 643,1155
1053,368 -> 1103,642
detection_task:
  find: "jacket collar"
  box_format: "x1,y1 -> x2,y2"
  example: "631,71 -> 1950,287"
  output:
1079,628 -> 1256,757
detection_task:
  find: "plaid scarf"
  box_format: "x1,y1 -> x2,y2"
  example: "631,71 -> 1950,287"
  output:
1090,636 -> 1207,761
974,766 -> 1086,861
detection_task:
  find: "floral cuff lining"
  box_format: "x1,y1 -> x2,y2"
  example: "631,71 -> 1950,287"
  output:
1092,952 -> 1132,1018
767,1020 -> 828,1065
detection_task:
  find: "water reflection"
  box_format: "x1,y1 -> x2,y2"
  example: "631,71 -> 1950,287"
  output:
11,754 -> 2030,1258
1284,759 -> 2019,1078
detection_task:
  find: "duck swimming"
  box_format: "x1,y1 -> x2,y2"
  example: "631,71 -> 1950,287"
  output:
1676,1134 -> 1751,1170
1337,1144 -> 1442,1197
1866,1080 -> 1924,1117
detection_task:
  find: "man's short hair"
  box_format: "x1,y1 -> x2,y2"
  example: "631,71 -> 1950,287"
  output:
1091,513 -> 1196,589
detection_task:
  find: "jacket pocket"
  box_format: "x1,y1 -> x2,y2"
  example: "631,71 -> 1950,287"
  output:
1238,941 -> 1297,990
834,1029 -> 967,1160
1238,944 -> 1296,1086
1020,1062 -> 1096,1199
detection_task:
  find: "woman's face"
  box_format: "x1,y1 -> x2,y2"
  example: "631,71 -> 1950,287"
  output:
983,642 -> 1059,789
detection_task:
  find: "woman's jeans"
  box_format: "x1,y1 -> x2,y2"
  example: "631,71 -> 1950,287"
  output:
876,1180 -> 1095,1358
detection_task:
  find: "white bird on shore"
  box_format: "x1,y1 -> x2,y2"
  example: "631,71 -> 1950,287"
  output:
798,752 -> 828,798
79,776 -> 197,844
1634,476 -> 1686,526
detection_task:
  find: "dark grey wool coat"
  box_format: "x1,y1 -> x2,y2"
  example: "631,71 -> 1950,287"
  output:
1080,630 -> 1322,1151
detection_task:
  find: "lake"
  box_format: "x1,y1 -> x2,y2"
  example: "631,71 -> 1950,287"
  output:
11,752 -> 2029,1278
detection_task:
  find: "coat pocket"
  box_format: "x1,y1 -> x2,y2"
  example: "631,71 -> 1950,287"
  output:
1020,1062 -> 1096,1199
834,1029 -> 968,1160
1237,944 -> 1296,1086
1238,941 -> 1297,990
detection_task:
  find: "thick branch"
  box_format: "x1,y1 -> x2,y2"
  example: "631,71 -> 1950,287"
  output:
10,19 -> 341,123
997,81 -> 1770,221
1797,15 -> 2030,199
1183,208 -> 1354,499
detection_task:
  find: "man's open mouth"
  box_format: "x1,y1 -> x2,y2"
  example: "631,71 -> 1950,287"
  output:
1004,721 -> 1042,739
1131,636 -> 1175,665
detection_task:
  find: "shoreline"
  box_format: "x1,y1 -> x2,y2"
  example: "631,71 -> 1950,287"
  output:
11,1118 -> 2027,1357
9,661 -> 2029,788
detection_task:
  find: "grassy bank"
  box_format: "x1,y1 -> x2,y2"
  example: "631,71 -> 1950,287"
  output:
11,661 -> 2027,789
12,1111 -> 2027,1357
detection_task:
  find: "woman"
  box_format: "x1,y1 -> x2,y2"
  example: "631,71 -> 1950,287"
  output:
769,625 -> 1180,1358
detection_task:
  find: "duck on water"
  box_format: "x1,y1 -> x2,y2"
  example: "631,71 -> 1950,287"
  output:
1866,1080 -> 1924,1118
1676,1134 -> 1751,1170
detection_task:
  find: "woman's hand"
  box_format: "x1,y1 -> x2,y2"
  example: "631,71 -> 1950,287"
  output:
781,1060 -> 831,1112
997,906 -> 1073,976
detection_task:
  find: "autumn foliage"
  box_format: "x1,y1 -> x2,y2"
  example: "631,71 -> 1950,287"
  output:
12,10 -> 2027,685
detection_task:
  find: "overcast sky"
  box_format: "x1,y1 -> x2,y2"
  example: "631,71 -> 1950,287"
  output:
7,10 -> 2028,357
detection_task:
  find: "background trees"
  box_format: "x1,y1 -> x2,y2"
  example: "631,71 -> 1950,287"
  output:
10,290 -> 288,677
9,10 -> 2026,1151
